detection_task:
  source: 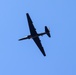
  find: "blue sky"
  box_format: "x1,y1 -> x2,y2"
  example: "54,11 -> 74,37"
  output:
0,0 -> 76,75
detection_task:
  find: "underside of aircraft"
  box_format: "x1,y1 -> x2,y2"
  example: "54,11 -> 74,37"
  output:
19,13 -> 51,56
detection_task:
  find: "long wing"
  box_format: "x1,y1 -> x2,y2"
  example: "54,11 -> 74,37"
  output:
26,13 -> 37,35
33,37 -> 46,56
26,13 -> 46,56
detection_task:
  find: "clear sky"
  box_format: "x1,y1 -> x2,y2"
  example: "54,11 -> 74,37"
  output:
0,0 -> 76,75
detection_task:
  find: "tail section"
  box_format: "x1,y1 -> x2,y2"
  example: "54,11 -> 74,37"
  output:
45,26 -> 51,37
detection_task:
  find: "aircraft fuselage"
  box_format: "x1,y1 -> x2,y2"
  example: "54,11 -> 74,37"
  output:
27,32 -> 46,39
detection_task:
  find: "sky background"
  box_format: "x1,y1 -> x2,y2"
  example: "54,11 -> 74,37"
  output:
0,0 -> 76,75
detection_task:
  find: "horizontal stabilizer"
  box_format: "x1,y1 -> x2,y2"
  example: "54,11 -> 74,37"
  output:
45,26 -> 51,37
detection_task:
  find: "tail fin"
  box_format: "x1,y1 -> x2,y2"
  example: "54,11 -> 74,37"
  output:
45,26 -> 51,37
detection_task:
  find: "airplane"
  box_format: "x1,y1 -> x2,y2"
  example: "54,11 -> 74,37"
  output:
19,13 -> 51,56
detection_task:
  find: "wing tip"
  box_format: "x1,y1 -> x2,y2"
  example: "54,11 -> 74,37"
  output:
44,54 -> 46,56
26,13 -> 29,16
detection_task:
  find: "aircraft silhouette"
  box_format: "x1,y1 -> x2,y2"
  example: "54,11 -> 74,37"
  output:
19,13 -> 51,56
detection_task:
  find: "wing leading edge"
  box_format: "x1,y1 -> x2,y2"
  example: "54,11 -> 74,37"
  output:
33,37 -> 46,56
26,13 -> 37,36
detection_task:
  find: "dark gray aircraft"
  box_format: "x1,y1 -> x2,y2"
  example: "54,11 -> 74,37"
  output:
19,13 -> 51,56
